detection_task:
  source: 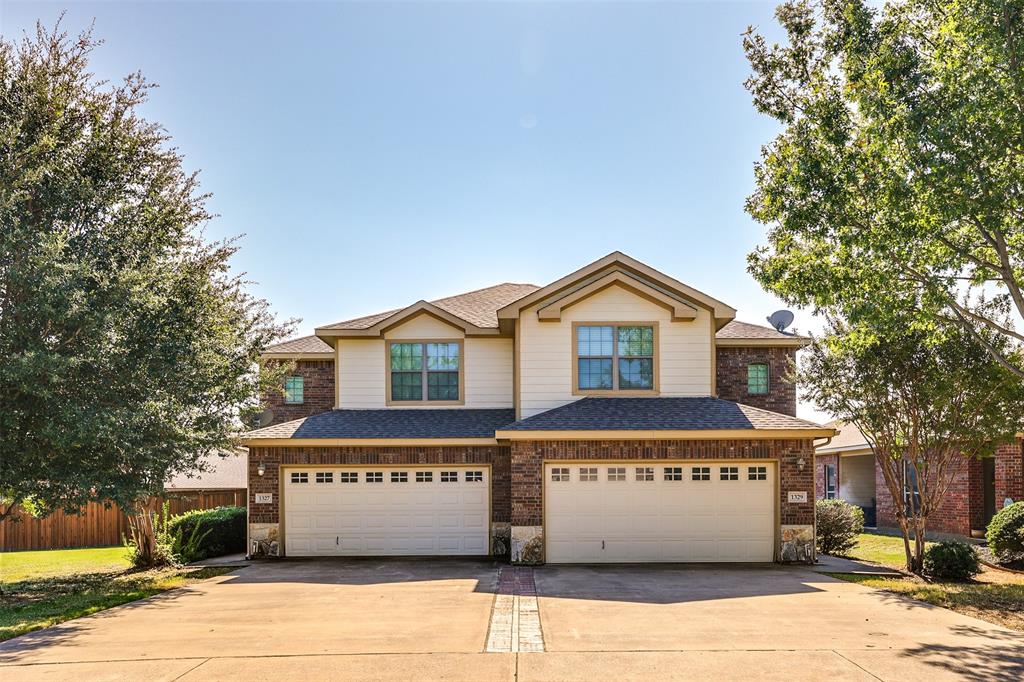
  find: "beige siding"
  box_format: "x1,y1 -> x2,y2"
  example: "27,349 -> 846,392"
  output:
465,338 -> 514,408
518,284 -> 713,418
337,339 -> 386,408
840,454 -> 876,508
383,313 -> 465,340
336,318 -> 511,409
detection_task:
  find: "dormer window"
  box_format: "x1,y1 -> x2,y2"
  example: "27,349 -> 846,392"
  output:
387,341 -> 463,404
574,324 -> 657,393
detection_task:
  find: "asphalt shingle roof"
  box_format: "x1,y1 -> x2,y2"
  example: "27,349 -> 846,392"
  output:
320,283 -> 540,331
716,320 -> 807,341
264,335 -> 333,354
499,397 -> 826,432
244,408 -> 517,440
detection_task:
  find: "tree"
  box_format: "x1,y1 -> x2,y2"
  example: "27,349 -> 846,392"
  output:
799,320 -> 1024,572
743,0 -> 1024,376
0,23 -> 290,562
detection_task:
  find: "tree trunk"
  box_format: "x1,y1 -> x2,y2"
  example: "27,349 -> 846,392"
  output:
127,498 -> 157,566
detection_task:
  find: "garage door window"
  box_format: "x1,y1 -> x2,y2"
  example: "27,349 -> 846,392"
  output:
691,467 -> 710,481
720,467 -> 739,481
580,467 -> 598,482
366,472 -> 383,483
607,467 -> 626,481
340,472 -> 358,483
315,472 -> 333,484
636,467 -> 654,481
291,472 -> 309,484
391,471 -> 408,483
466,470 -> 484,482
416,471 -> 433,483
551,467 -> 570,482
664,467 -> 683,481
748,466 -> 767,481
441,471 -> 459,482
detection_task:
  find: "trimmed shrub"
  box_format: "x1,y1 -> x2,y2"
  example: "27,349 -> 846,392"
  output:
815,499 -> 864,555
167,506 -> 246,563
923,540 -> 979,581
986,501 -> 1024,563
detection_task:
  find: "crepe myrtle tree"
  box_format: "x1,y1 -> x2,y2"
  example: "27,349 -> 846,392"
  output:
0,23 -> 292,563
799,320 -> 1024,573
743,0 -> 1024,377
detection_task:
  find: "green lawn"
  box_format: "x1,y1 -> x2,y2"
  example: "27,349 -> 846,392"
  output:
829,532 -> 1024,631
1,546 -> 131,583
844,532 -> 933,569
0,547 -> 233,641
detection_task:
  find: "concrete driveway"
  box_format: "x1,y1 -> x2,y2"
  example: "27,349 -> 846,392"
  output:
0,560 -> 1021,681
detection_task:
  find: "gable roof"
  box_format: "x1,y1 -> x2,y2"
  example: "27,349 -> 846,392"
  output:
817,420 -> 871,454
496,252 -> 737,331
314,283 -> 539,339
716,321 -> 811,347
263,334 -> 333,357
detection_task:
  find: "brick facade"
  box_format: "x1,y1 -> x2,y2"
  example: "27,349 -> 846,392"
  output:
247,445 -> 511,525
814,454 -> 838,501
821,439 -> 1024,538
715,347 -> 798,416
262,360 -> 335,426
509,437 -> 816,533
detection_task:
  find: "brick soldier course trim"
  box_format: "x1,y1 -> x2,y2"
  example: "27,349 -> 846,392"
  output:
247,445 -> 511,525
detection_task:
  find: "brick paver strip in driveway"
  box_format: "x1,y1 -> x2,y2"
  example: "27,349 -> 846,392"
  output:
1,560 -> 1021,681
486,566 -> 545,653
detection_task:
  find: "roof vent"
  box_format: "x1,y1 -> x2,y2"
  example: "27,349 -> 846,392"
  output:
766,310 -> 795,333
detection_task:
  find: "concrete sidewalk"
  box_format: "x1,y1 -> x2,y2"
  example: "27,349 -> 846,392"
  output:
808,554 -> 905,577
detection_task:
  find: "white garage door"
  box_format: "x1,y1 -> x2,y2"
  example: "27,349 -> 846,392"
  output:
545,462 -> 775,563
283,466 -> 489,557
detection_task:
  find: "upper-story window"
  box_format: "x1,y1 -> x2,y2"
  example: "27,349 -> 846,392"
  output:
284,375 -> 304,404
574,324 -> 656,393
747,363 -> 769,395
387,341 -> 463,404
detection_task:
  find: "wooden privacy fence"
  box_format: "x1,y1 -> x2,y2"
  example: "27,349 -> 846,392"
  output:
0,489 -> 245,552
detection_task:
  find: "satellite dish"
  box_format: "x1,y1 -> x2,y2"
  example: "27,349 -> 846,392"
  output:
767,310 -> 795,333
257,409 -> 274,428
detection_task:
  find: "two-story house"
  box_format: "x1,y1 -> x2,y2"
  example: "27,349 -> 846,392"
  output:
241,252 -> 833,564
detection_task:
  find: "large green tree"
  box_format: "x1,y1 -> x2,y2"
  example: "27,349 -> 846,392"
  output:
800,321 -> 1024,572
743,0 -> 1024,375
0,24 -> 290,559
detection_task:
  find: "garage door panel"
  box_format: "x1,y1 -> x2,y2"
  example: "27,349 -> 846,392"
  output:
545,462 -> 775,563
284,466 -> 490,557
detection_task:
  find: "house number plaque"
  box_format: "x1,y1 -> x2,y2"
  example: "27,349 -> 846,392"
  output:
787,491 -> 808,503
255,493 -> 273,504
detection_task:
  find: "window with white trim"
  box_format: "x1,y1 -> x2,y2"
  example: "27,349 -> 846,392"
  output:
415,471 -> 433,483
720,466 -> 739,481
691,466 -> 710,481
366,472 -> 383,483
466,470 -> 484,482
664,467 -> 683,481
551,467 -> 570,482
579,467 -> 598,482
340,472 -> 358,483
391,471 -> 408,483
441,471 -> 459,483
748,466 -> 768,481
315,472 -> 333,484
635,467 -> 654,481
607,467 -> 626,481
824,464 -> 837,500
291,472 -> 309,484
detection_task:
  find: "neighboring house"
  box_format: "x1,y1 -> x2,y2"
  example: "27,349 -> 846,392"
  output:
815,421 -> 1024,537
241,252 -> 833,564
166,449 -> 248,503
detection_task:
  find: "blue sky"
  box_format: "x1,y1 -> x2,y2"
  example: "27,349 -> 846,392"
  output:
1,1 -> 825,419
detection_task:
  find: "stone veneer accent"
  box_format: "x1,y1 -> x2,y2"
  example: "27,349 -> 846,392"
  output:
715,346 -> 798,417
509,438 -> 816,564
261,359 -> 336,426
247,445 -> 511,556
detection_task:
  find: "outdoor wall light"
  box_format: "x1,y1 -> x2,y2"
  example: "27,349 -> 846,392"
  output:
257,461 -> 266,477
796,457 -> 806,472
